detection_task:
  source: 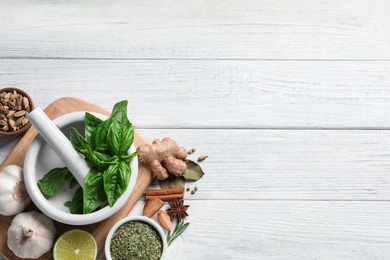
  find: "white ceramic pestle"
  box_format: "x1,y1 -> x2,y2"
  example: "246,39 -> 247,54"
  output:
28,108 -> 90,187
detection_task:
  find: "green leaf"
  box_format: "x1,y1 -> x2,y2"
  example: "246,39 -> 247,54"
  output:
111,100 -> 129,118
120,151 -> 138,164
90,120 -> 110,153
103,160 -> 131,206
67,187 -> 84,214
118,160 -> 132,190
159,175 -> 185,189
91,100 -> 128,153
83,169 -> 106,214
84,112 -> 103,143
107,105 -> 133,156
88,151 -> 115,171
38,167 -> 76,196
103,164 -> 122,207
167,221 -> 190,246
70,127 -> 92,156
182,159 -> 205,181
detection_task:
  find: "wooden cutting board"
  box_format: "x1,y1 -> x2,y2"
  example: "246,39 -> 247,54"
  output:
0,97 -> 152,260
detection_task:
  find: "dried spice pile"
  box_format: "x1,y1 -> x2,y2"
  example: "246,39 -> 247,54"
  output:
139,139 -> 208,247
110,221 -> 162,260
0,90 -> 31,132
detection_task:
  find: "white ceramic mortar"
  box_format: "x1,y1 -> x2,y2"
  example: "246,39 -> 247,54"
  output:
24,110 -> 138,225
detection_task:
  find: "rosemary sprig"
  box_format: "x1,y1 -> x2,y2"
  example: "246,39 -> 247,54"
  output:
167,220 -> 190,246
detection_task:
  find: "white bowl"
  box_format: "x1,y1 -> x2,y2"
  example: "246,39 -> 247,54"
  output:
24,112 -> 138,225
105,216 -> 167,260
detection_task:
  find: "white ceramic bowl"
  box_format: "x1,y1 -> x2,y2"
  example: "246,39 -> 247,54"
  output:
105,216 -> 167,260
24,112 -> 138,225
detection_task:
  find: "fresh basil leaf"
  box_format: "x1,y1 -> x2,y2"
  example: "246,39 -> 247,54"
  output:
103,160 -> 131,207
103,164 -> 121,207
182,160 -> 205,181
159,175 -> 185,189
70,127 -> 92,156
120,151 -> 138,164
38,167 -> 76,196
91,120 -> 110,152
111,100 -> 128,118
83,169 -> 106,214
91,100 -> 128,153
88,151 -> 115,171
67,187 -> 83,214
85,112 -> 103,143
118,160 -> 131,190
107,108 -> 133,156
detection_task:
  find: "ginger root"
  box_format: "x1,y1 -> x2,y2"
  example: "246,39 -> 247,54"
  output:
137,137 -> 188,180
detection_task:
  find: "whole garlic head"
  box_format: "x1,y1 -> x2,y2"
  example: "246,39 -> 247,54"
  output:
0,165 -> 31,216
7,211 -> 56,259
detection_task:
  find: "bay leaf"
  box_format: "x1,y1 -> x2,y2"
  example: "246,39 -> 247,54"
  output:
159,175 -> 185,189
182,159 -> 205,181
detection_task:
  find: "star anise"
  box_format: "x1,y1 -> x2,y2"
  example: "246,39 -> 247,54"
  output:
166,199 -> 189,222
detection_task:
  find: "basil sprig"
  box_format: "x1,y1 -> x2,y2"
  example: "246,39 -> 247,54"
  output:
38,100 -> 137,214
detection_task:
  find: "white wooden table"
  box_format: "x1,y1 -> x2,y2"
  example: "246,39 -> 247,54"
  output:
1,1 -> 390,259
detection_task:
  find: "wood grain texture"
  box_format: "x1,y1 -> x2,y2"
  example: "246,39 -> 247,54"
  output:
1,0 -> 390,60
1,1 -> 390,259
140,129 -> 390,201
1,60 -> 390,128
0,98 -> 152,260
126,200 -> 390,260
3,129 -> 390,202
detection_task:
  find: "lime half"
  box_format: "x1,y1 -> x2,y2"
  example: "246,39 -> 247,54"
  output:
54,229 -> 97,260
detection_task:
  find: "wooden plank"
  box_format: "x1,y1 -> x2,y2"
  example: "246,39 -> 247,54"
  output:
1,59 -> 390,128
4,128 -> 390,202
0,98 -> 152,260
4,128 -> 390,201
127,200 -> 390,260
107,129 -> 390,201
0,0 -> 390,59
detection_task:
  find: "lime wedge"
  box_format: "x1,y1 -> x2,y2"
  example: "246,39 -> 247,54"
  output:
53,229 -> 97,260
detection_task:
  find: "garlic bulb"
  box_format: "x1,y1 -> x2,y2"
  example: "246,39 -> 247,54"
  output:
0,165 -> 31,216
7,211 -> 56,259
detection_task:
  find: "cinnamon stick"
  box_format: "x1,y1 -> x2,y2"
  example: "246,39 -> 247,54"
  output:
145,187 -> 185,196
146,193 -> 184,201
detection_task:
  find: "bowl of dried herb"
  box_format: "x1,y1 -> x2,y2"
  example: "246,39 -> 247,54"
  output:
105,216 -> 167,260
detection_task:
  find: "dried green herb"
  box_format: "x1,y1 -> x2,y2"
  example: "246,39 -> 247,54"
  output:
182,159 -> 205,181
110,221 -> 162,260
159,175 -> 185,189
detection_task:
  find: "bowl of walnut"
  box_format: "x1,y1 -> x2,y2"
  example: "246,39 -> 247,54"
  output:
0,88 -> 34,136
